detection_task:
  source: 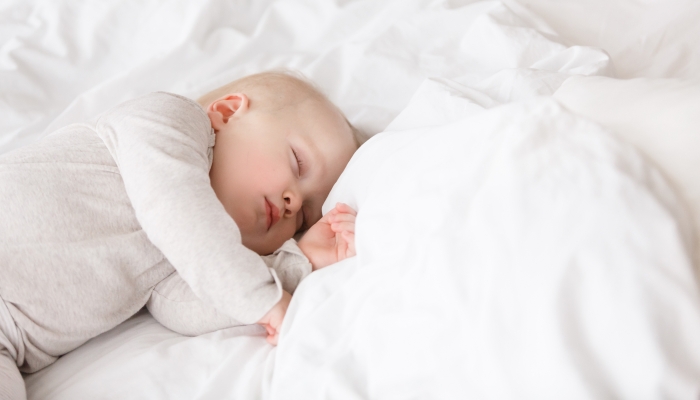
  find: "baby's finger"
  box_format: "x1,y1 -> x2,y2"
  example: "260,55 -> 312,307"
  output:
342,231 -> 356,257
328,213 -> 355,224
263,324 -> 275,337
336,232 -> 348,257
331,221 -> 355,233
320,208 -> 337,223
267,332 -> 279,346
335,202 -> 357,216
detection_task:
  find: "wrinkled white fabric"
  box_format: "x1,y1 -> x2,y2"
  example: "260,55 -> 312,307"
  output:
25,311 -> 274,400
553,76 -> 700,271
509,0 -> 700,79
271,94 -> 700,399
0,0 -> 612,156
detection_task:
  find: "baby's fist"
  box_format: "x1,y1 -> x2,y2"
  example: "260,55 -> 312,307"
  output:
256,290 -> 291,346
298,203 -> 357,271
327,203 -> 356,261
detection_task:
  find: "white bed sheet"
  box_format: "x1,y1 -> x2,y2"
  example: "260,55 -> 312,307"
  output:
2,0 -> 699,398
24,311 -> 274,399
509,0 -> 700,79
1,0 -> 613,156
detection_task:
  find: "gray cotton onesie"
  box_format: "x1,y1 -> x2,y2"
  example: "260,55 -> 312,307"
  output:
0,92 -> 311,379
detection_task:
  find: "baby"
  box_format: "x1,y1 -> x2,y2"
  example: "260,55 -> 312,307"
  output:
0,71 -> 359,399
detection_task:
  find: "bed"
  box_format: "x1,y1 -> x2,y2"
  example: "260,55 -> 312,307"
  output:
2,0 -> 700,398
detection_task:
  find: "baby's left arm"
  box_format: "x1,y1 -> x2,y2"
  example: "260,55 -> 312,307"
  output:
297,203 -> 357,271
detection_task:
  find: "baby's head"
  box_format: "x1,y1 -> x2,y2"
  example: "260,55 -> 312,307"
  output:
198,71 -> 360,255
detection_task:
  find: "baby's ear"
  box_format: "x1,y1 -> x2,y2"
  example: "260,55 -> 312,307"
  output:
207,93 -> 249,131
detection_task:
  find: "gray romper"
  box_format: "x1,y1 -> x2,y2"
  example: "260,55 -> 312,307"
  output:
0,93 -> 310,388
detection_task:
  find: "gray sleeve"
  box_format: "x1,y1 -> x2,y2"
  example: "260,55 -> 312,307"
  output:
147,239 -> 312,336
260,239 -> 313,294
147,272 -> 242,336
95,92 -> 282,324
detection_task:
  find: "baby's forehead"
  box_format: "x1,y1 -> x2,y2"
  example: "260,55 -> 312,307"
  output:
290,104 -> 354,157
250,82 -> 355,150
304,113 -> 354,151
290,97 -> 349,131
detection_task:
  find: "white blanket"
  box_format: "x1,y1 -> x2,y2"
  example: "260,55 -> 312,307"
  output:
272,89 -> 700,398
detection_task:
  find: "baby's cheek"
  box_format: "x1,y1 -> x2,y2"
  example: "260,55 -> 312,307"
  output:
249,221 -> 297,255
278,218 -> 297,242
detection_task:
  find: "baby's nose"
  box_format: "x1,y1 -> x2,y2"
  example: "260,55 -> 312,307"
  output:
283,195 -> 302,215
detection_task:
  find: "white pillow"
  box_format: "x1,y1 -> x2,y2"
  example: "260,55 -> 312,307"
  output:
553,76 -> 700,268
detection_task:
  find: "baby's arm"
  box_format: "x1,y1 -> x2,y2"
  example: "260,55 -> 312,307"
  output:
148,272 -> 240,336
95,92 -> 283,325
148,204 -> 357,341
147,203 -> 356,343
148,239 -> 311,338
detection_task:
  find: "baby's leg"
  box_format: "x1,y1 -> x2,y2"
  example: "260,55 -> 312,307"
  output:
0,346 -> 25,400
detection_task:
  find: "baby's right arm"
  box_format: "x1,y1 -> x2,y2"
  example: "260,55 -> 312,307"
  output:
148,239 -> 310,338
95,92 -> 284,325
148,205 -> 357,343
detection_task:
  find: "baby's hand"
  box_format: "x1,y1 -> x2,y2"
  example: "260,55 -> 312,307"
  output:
256,290 -> 291,346
298,202 -> 357,271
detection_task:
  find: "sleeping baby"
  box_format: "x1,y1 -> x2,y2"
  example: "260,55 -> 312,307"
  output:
0,71 -> 359,399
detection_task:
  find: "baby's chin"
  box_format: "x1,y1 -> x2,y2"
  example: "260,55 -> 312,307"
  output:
241,233 -> 290,256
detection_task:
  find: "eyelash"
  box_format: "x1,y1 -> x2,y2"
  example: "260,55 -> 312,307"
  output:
292,148 -> 303,176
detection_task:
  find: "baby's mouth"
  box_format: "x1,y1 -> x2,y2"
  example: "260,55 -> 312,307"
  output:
265,198 -> 280,231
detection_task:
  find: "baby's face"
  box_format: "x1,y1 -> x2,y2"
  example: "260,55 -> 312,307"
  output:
207,94 -> 356,255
